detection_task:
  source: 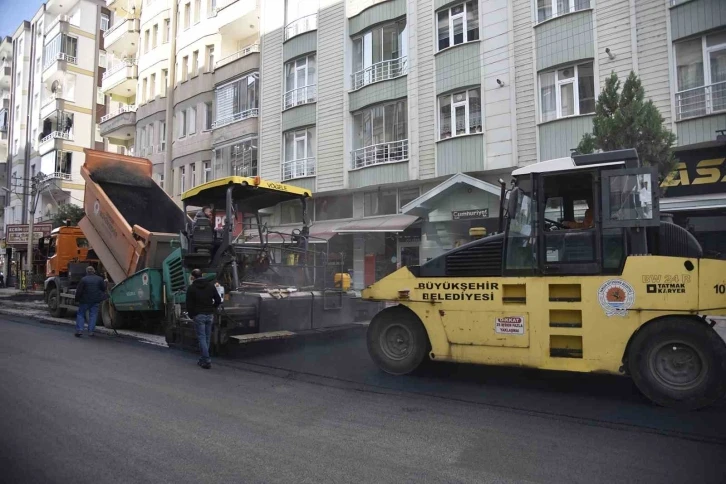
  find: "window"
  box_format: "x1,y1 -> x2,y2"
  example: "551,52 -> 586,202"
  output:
283,128 -> 316,180
191,163 -> 197,187
101,13 -> 110,31
352,100 -> 408,168
280,200 -> 303,225
284,54 -> 316,108
188,106 -> 196,135
215,138 -> 258,177
159,121 -> 166,151
144,29 -> 150,53
142,78 -> 148,102
140,126 -> 146,151
438,88 -> 482,139
160,69 -> 168,96
184,3 -> 191,30
399,187 -> 420,209
537,0 -> 590,23
539,62 -> 595,122
44,34 -> 78,66
437,2 -> 479,51
180,166 -> 186,194
364,190 -> 397,217
192,50 -> 199,76
285,0 -> 318,38
208,0 -> 217,16
181,56 -> 189,82
33,93 -> 39,111
315,195 -> 352,221
147,125 -> 154,154
214,73 -> 259,127
36,57 -> 41,74
152,24 -> 158,48
158,172 -> 164,189
674,31 -> 726,120
179,109 -> 187,138
203,161 -> 211,182
352,20 -> 407,89
163,19 -> 170,43
194,0 -> 201,24
206,45 -> 214,71
205,102 -> 212,130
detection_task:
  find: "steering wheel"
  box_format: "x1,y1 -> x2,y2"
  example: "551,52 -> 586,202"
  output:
545,218 -> 568,231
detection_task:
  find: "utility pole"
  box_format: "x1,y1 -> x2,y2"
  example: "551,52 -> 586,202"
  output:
25,173 -> 47,290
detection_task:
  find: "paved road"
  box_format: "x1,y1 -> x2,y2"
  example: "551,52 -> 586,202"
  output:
1,315 -> 725,484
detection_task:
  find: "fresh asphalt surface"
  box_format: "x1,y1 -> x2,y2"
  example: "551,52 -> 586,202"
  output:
1,314 -> 725,484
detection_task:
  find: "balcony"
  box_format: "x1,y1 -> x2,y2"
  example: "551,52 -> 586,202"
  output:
212,108 -> 258,129
216,0 -> 259,38
42,53 -> 77,84
38,131 -> 72,156
284,13 -> 318,41
351,139 -> 409,170
40,93 -> 71,120
282,158 -> 315,181
104,17 -> 140,55
351,57 -> 407,91
0,63 -> 10,89
215,43 -> 259,70
102,59 -> 138,96
283,85 -> 317,110
676,81 -> 726,121
99,105 -> 137,140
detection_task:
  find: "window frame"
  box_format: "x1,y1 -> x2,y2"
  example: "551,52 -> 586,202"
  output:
152,24 -> 158,49
188,106 -> 197,135
538,62 -> 595,123
437,88 -> 482,140
282,127 -> 316,180
180,166 -> 186,194
436,1 -> 479,52
673,32 -> 726,120
203,161 -> 211,183
536,0 -> 591,24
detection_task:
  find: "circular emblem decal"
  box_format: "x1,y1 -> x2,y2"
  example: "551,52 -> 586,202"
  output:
93,200 -> 100,215
141,273 -> 149,286
598,279 -> 635,317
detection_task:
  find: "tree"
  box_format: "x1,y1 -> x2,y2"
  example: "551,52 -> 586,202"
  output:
577,71 -> 677,181
50,203 -> 85,228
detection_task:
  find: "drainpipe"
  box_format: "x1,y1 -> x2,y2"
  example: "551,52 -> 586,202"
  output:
163,0 -> 179,196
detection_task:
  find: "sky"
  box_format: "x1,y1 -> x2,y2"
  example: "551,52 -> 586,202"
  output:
0,0 -> 45,39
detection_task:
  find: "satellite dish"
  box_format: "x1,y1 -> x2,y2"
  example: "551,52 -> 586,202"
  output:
51,80 -> 60,94
45,203 -> 54,214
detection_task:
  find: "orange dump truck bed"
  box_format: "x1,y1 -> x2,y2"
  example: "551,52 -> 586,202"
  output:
79,149 -> 189,284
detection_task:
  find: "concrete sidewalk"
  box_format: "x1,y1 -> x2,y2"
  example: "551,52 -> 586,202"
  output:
0,287 -> 45,301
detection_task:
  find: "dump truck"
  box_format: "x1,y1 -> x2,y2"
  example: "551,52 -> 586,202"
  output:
44,149 -> 378,350
362,149 -> 726,409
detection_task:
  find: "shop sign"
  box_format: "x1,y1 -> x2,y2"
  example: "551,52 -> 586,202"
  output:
6,224 -> 53,247
452,208 -> 489,220
661,146 -> 726,198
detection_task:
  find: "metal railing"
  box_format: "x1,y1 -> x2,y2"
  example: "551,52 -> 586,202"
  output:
102,59 -> 137,80
40,131 -> 72,144
212,108 -> 258,129
283,85 -> 317,109
351,139 -> 408,170
284,13 -> 318,41
100,104 -> 137,123
282,157 -> 316,181
232,162 -> 258,178
44,52 -> 77,70
675,81 -> 726,121
351,57 -> 407,91
215,43 -> 259,69
48,172 -> 72,180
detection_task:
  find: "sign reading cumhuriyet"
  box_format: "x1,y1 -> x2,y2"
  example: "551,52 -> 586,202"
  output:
6,224 -> 52,247
452,209 -> 489,220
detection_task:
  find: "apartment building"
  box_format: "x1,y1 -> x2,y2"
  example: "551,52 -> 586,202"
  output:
1,37 -> 13,275
1,0 -> 107,283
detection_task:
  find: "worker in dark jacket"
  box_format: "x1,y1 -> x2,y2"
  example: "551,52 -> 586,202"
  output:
185,269 -> 221,369
74,266 -> 107,337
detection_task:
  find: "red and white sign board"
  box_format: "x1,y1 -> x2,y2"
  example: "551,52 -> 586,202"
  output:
495,316 -> 525,335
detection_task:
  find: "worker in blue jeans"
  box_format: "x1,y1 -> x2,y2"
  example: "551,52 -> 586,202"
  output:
185,269 -> 222,369
74,266 -> 107,337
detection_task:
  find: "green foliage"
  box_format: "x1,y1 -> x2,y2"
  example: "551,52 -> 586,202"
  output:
50,204 -> 85,228
577,71 -> 677,180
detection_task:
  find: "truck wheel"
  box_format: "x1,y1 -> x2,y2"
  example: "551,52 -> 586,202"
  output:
101,300 -> 128,330
367,307 -> 429,375
628,318 -> 726,410
47,288 -> 67,318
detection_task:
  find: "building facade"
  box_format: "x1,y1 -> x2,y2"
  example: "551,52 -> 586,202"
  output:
0,36 -> 13,276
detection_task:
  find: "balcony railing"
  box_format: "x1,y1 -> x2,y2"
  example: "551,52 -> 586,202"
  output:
351,57 -> 407,91
44,52 -> 77,70
284,13 -> 318,41
215,43 -> 259,69
40,131 -> 72,144
100,104 -> 137,123
282,157 -> 315,181
283,85 -> 317,109
351,139 -> 409,170
46,14 -> 72,34
102,59 -> 137,80
48,172 -> 72,181
212,108 -> 258,129
103,18 -> 129,38
675,81 -> 726,121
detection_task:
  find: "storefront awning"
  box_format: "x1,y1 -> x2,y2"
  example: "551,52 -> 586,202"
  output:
244,221 -> 340,244
400,173 -> 501,218
335,214 -> 418,233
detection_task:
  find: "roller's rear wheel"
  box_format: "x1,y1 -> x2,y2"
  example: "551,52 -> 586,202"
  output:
367,307 -> 429,375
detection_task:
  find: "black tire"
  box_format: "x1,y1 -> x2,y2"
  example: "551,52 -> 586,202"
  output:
628,318 -> 726,410
367,307 -> 430,375
101,300 -> 128,330
47,288 -> 67,318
